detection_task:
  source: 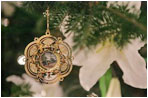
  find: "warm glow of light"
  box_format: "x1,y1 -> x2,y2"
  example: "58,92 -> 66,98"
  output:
17,55 -> 25,65
2,18 -> 9,27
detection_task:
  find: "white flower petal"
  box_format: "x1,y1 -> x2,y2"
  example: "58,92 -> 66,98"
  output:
6,74 -> 64,97
79,44 -> 117,91
6,75 -> 23,85
22,74 -> 63,97
129,38 -> 146,51
73,43 -> 105,66
42,82 -> 63,97
73,48 -> 91,66
64,33 -> 87,66
64,32 -> 74,49
22,74 -> 43,94
117,43 -> 147,88
106,78 -> 121,97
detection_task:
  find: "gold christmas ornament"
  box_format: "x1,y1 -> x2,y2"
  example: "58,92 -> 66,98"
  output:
24,7 -> 73,84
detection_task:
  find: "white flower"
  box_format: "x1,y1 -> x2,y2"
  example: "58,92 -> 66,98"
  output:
65,34 -> 147,91
2,1 -> 22,17
6,75 -> 24,85
6,73 -> 63,97
106,77 -> 121,97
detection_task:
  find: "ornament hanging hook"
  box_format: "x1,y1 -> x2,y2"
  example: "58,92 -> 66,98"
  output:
43,7 -> 50,35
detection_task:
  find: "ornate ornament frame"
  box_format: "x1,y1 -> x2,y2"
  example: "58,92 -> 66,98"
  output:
24,7 -> 73,84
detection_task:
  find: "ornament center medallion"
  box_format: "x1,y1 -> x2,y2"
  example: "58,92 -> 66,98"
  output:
41,52 -> 57,68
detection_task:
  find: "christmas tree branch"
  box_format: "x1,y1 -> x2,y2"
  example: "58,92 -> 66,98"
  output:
103,6 -> 147,33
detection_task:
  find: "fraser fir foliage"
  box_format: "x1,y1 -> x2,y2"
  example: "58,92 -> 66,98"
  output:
23,1 -> 146,49
10,83 -> 33,97
1,1 -> 147,97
